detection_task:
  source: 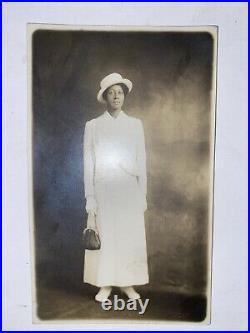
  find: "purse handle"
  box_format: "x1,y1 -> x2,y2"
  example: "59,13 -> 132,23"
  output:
83,227 -> 98,235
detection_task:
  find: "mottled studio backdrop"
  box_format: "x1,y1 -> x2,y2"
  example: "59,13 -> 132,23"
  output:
32,30 -> 214,301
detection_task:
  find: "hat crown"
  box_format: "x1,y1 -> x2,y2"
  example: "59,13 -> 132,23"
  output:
100,73 -> 123,88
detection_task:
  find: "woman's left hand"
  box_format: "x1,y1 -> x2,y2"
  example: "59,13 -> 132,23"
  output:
142,196 -> 147,212
139,194 -> 147,212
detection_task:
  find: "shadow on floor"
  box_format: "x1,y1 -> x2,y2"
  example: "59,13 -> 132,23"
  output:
35,284 -> 207,323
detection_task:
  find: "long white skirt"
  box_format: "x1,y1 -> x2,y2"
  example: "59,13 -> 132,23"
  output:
83,173 -> 149,287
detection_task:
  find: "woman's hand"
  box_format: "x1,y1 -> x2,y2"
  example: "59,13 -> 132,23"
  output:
138,191 -> 147,212
87,211 -> 97,230
142,195 -> 147,212
86,196 -> 97,216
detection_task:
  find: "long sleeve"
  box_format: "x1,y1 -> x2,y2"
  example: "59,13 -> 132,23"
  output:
136,119 -> 147,196
83,120 -> 95,198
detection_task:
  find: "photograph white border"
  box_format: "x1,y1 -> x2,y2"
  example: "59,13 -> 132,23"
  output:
27,23 -> 217,326
3,2 -> 247,331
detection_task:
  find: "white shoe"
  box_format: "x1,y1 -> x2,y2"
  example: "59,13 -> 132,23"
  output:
95,287 -> 112,302
120,286 -> 141,300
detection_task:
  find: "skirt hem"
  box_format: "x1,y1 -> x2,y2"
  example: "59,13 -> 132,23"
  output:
83,279 -> 149,288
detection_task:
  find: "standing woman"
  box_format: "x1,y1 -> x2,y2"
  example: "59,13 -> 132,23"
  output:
83,73 -> 149,302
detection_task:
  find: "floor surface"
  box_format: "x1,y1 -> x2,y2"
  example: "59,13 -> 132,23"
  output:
35,285 -> 207,323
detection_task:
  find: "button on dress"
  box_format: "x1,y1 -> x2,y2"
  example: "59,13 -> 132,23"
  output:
83,110 -> 149,287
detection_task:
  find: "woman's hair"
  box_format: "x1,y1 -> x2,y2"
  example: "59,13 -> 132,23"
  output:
102,83 -> 129,101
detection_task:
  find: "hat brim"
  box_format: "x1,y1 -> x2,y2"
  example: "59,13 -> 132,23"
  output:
97,78 -> 132,104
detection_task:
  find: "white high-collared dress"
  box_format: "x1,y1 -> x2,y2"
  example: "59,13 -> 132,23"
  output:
83,110 -> 149,287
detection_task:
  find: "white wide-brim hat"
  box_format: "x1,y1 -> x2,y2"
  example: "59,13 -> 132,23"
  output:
97,73 -> 133,104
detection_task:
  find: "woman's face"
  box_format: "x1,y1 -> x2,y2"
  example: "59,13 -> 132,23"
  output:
105,84 -> 125,110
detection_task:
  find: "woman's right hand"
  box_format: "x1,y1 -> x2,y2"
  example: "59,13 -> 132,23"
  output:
85,195 -> 97,216
87,211 -> 97,230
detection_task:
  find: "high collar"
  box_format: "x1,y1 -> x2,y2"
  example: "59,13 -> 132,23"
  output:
103,110 -> 126,121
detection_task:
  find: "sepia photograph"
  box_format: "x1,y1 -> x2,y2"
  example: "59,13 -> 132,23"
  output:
28,24 -> 217,323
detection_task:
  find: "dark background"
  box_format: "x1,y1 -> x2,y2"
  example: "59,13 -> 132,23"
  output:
32,29 -> 214,321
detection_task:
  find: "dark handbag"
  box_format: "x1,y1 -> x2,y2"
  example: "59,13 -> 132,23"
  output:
82,228 -> 101,250
83,213 -> 101,250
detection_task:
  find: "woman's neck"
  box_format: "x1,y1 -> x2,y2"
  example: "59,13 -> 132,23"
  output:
107,107 -> 122,118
